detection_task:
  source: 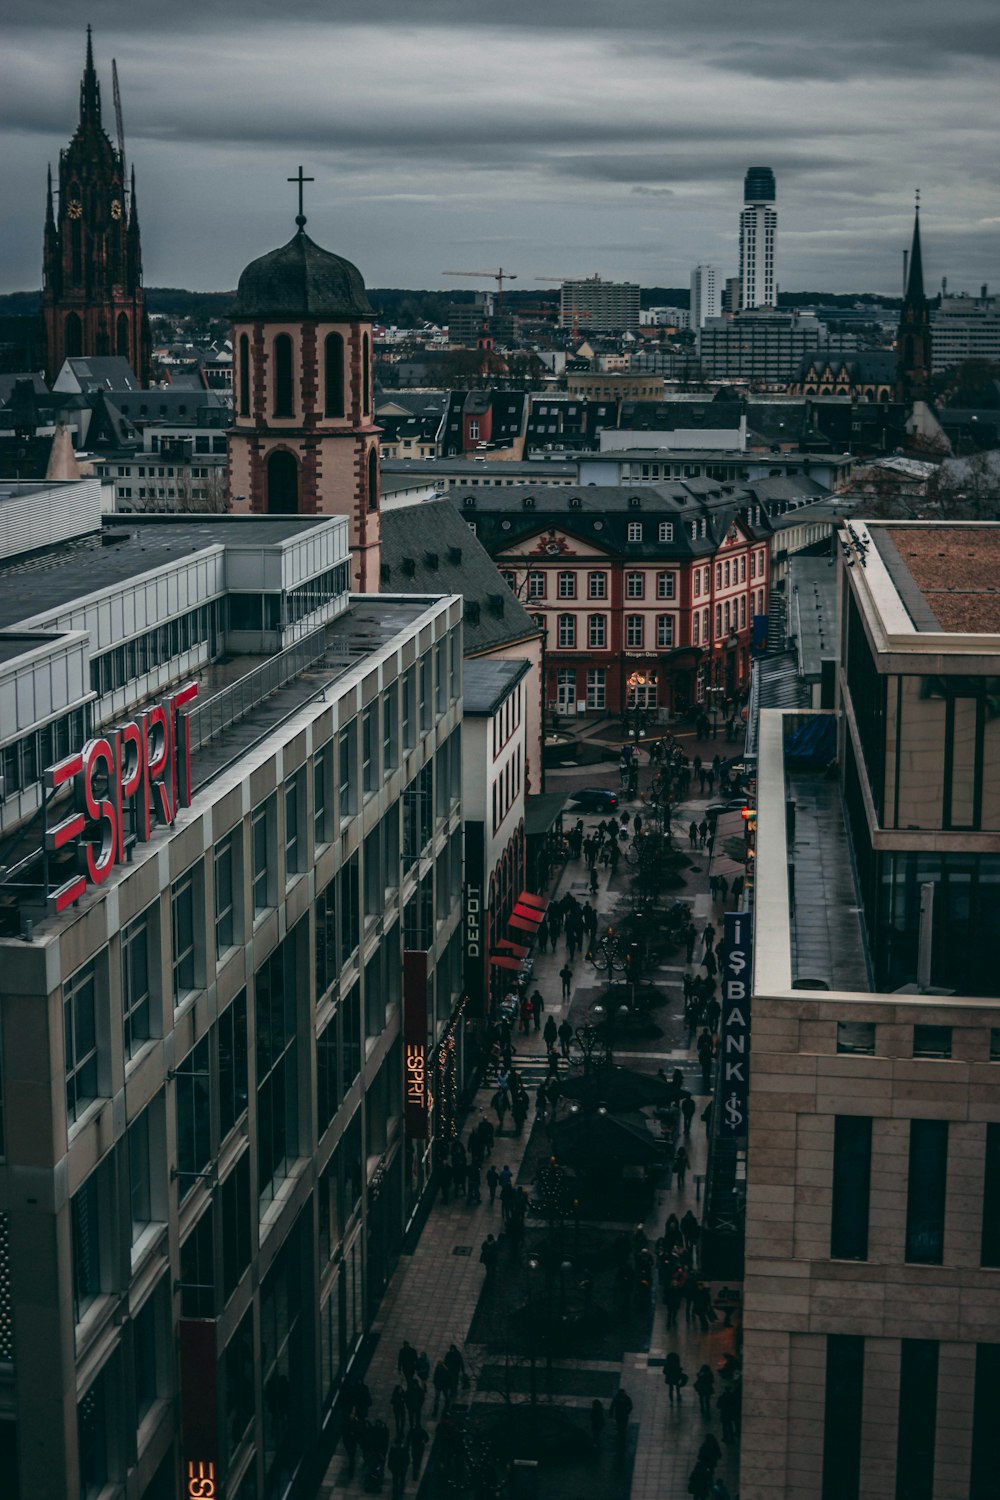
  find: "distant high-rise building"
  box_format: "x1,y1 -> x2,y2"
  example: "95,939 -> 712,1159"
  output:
690,265 -> 721,329
739,167 -> 777,311
42,29 -> 150,384
558,276 -> 640,334
723,276 -> 742,316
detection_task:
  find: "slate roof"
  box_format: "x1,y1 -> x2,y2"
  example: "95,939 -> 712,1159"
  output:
618,400 -> 744,432
379,499 -> 543,656
463,657 -> 531,715
233,228 -> 373,321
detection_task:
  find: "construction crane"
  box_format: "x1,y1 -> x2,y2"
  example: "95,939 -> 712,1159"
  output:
442,268 -> 517,311
112,59 -> 127,205
535,277 -> 594,343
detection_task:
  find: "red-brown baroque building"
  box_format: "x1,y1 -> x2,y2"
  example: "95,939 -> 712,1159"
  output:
452,481 -> 777,718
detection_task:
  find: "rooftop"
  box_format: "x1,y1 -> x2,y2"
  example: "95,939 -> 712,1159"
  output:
462,657 -> 531,716
0,514 -> 337,632
874,523 -> 1000,634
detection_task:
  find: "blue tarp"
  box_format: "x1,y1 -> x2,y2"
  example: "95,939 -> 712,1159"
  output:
784,716 -> 837,768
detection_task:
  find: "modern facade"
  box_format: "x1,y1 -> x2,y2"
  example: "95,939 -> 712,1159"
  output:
698,312 -> 825,384
0,482 -> 467,1500
690,265 -> 722,329
737,520 -> 1000,1499
739,168 -> 777,312
42,31 -> 151,385
559,277 -> 641,335
931,292 -> 1000,373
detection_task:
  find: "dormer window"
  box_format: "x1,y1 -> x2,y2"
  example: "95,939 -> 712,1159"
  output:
627,521 -> 643,542
568,496 -> 582,509
463,495 -> 476,508
628,495 -> 642,508
522,496 -> 535,509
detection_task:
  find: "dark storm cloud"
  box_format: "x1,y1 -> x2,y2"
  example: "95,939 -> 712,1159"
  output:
0,0 -> 997,292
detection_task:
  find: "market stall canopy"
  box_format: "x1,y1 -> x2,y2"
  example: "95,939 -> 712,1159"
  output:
559,1065 -> 675,1113
549,1108 -> 666,1167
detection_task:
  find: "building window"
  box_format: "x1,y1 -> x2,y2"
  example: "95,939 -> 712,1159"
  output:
501,570 -> 516,592
238,332 -> 250,417
750,551 -> 757,578
284,773 -> 303,877
694,569 -> 701,598
837,1022 -> 875,1055
273,333 -> 294,417
256,934 -> 299,1206
626,615 -> 644,648
171,870 -> 198,1006
362,707 -> 376,795
339,722 -> 356,820
627,521 -> 643,541
626,571 -> 644,599
656,615 -> 674,648
715,604 -> 723,639
586,613 -> 606,648
981,1124 -> 1000,1267
527,571 -> 545,599
586,669 -> 606,710
324,332 -> 344,417
658,521 -> 674,542
822,1334 -> 864,1500
656,572 -> 676,599
831,1116 -> 872,1260
180,1210 -> 214,1318
558,571 -> 576,599
693,613 -> 700,645
972,1344 -> 1000,1499
469,419 -> 479,441
127,1107 -> 153,1244
78,1367 -> 109,1499
175,1035 -> 211,1198
587,572 -> 606,599
215,832 -> 237,958
122,910 -> 153,1061
65,960 -> 99,1126
558,614 -> 576,648
252,799 -> 272,915
905,1120 -> 948,1264
318,1014 -> 339,1135
72,1170 -> 102,1322
913,1025 -> 951,1059
716,563 -> 723,589
896,1341 -> 939,1500
383,693 -> 398,772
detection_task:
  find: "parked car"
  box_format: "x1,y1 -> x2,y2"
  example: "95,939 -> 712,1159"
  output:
568,787 -> 619,813
705,797 -> 750,821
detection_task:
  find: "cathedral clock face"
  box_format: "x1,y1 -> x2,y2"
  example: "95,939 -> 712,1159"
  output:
111,199 -> 123,220
67,200 -> 82,219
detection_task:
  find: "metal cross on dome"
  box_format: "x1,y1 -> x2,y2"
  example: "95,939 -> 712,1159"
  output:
288,165 -> 314,229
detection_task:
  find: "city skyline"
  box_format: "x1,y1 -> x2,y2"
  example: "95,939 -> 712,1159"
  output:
0,2 -> 998,297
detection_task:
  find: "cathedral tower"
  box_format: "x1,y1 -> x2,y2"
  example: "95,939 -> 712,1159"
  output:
895,199 -> 932,405
42,29 -> 151,384
228,180 -> 381,590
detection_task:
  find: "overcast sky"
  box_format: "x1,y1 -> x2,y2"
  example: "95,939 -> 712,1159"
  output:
2,0 -> 998,297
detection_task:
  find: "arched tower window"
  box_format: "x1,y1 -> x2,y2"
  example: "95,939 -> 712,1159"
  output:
367,446 -> 379,513
324,333 -> 345,418
239,333 -> 251,417
273,333 -> 294,418
362,332 -> 370,416
116,313 -> 130,358
267,450 -> 299,514
65,312 -> 83,358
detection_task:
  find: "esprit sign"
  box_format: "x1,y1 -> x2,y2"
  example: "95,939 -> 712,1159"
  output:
719,911 -> 752,1137
44,682 -> 198,912
405,1043 -> 427,1120
186,1461 -> 218,1498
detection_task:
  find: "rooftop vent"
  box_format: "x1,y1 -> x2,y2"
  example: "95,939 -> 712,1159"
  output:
489,594 -> 506,618
379,563 -> 391,583
448,546 -> 463,565
101,529 -> 131,545
466,600 -> 481,625
401,557 -> 416,578
424,551 -> 439,570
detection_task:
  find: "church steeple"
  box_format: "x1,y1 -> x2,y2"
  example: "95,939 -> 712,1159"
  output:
895,194 -> 932,405
80,25 -> 101,127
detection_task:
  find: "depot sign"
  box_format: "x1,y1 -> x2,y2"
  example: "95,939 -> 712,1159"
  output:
44,682 -> 199,912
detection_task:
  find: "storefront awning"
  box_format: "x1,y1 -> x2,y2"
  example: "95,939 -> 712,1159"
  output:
489,954 -> 523,972
512,899 -> 545,926
494,939 -> 530,958
525,793 -> 567,838
508,914 -> 541,935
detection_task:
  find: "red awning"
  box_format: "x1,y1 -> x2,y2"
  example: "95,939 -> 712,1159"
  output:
494,939 -> 530,958
508,914 -> 541,935
517,890 -> 548,911
512,902 -> 544,926
489,955 -> 523,972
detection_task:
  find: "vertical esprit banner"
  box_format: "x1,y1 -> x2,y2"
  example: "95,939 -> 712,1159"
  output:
403,950 -> 429,1139
719,911 -> 753,1136
179,1319 -> 221,1498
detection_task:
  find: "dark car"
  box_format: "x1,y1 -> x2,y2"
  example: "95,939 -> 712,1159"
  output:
705,797 -> 750,821
568,788 -> 619,813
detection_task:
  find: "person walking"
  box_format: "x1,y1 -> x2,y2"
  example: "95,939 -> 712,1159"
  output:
681,1093 -> 696,1137
390,1383 -> 408,1441
697,1029 -> 714,1092
681,1208 -> 701,1256
388,1436 -> 409,1499
491,1088 -> 508,1134
698,1432 -> 722,1472
438,1158 -> 453,1205
486,1163 -> 499,1206
531,989 -> 544,1031
443,1343 -> 466,1404
432,1359 -> 450,1417
559,964 -> 573,1001
543,1014 -> 558,1051
398,1340 -> 418,1384
674,1144 -> 689,1190
702,921 -> 716,953
558,1018 -> 573,1059
342,1410 -> 361,1479
687,1461 -> 712,1499
536,915 -> 549,953
609,1387 -> 633,1446
694,1363 -> 715,1419
480,1233 -> 498,1282
409,1426 -> 428,1481
405,1379 -> 426,1432
689,819 -> 699,849
663,1351 -> 687,1406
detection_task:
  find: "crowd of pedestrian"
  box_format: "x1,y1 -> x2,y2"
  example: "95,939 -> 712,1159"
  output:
339,1340 -> 472,1495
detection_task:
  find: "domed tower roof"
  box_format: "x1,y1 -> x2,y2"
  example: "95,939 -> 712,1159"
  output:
233,227 -> 374,322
